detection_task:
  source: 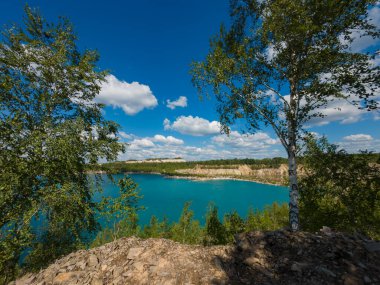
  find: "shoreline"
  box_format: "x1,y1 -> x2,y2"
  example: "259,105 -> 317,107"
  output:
87,170 -> 287,187
164,174 -> 285,187
122,171 -> 286,187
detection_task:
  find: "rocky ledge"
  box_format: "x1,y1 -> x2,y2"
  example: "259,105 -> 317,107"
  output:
13,228 -> 380,285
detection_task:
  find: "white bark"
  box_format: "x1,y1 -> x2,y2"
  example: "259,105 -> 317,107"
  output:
288,131 -> 300,231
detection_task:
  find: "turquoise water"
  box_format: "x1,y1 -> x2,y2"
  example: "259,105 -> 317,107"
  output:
95,174 -> 289,226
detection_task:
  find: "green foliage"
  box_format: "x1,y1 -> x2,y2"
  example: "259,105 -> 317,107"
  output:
190,0 -> 379,231
101,176 -> 144,222
141,216 -> 169,239
0,6 -> 124,282
91,201 -> 289,249
246,203 -> 289,231
223,211 -> 245,243
93,157 -> 289,175
92,176 -> 144,247
90,227 -> 114,248
203,204 -> 227,245
299,137 -> 380,239
170,202 -> 203,244
191,0 -> 379,137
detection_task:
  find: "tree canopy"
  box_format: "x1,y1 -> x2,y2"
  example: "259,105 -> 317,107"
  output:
299,137 -> 380,239
191,0 -> 379,231
0,6 -> 124,282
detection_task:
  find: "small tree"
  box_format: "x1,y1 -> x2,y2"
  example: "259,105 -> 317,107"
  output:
0,6 -> 124,280
171,202 -> 203,244
191,0 -> 379,231
203,204 -> 227,245
299,137 -> 380,239
100,176 -> 144,240
223,210 -> 245,242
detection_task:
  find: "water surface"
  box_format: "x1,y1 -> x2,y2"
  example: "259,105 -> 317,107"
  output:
95,174 -> 289,226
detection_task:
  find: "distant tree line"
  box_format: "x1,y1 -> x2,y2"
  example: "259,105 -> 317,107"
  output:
89,157 -> 289,175
89,154 -> 380,175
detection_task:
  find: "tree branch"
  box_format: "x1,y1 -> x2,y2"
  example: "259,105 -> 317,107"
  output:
239,93 -> 289,150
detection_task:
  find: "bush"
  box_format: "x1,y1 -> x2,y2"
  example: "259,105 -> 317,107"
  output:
299,137 -> 380,239
203,204 -> 227,245
91,201 -> 289,248
246,202 -> 289,231
170,202 -> 203,244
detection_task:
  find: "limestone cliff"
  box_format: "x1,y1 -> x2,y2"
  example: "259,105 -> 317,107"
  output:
13,229 -> 380,285
175,164 -> 294,185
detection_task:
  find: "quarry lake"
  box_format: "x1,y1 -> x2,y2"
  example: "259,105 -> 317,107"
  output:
95,174 -> 289,226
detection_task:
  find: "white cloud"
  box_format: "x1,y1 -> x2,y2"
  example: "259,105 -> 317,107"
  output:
129,138 -> 155,149
119,141 -> 283,161
302,88 -> 380,127
116,129 -> 284,161
164,116 -> 221,136
96,74 -> 158,115
152,135 -> 184,145
264,42 -> 286,62
337,139 -> 380,153
212,131 -> 279,149
343,134 -> 373,141
119,131 -> 132,140
124,134 -> 184,153
166,96 -> 188,110
343,5 -> 380,52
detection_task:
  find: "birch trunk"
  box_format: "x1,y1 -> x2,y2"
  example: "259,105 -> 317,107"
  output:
288,137 -> 300,231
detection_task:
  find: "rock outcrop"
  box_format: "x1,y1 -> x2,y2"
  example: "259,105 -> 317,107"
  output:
176,164 -> 292,184
13,229 -> 380,285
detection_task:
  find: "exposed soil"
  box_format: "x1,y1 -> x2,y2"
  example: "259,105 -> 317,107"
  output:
13,228 -> 380,285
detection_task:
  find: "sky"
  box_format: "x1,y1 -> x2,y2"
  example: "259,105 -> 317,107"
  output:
0,0 -> 379,161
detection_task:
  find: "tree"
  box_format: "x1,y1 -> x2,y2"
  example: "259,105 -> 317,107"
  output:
101,176 -> 144,240
299,137 -> 380,239
203,204 -> 227,245
223,210 -> 245,242
171,202 -> 203,244
191,0 -> 379,231
0,6 -> 124,281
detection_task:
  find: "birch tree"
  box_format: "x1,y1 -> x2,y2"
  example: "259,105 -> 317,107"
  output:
191,0 -> 379,231
0,7 -> 124,280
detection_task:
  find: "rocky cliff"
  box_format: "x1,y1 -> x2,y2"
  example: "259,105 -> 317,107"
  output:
13,229 -> 380,285
176,164 -> 291,185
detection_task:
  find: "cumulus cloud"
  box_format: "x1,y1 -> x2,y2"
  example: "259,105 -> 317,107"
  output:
305,99 -> 366,126
129,138 -> 155,149
346,5 -> 380,52
96,74 -> 158,115
264,42 -> 286,62
126,134 -> 184,151
166,96 -> 188,110
343,134 -> 373,141
115,129 -> 284,161
338,136 -> 380,153
164,116 -> 221,136
119,131 -> 132,140
152,135 -> 184,145
119,141 -> 283,161
212,131 -> 279,149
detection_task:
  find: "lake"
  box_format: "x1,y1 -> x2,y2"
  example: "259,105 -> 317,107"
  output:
95,173 -> 289,226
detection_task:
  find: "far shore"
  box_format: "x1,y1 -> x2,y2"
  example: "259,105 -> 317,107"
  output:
89,170 -> 286,187
164,174 -> 285,187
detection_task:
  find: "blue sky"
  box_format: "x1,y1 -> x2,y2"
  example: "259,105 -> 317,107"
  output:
1,0 -> 379,161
